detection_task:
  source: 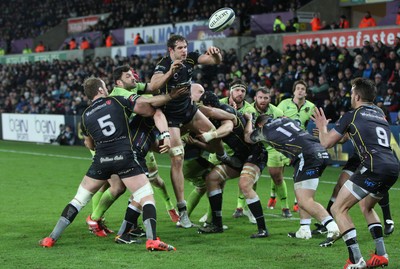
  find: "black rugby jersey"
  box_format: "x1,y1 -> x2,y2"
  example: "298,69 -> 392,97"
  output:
153,52 -> 199,116
129,115 -> 158,157
210,104 -> 254,158
250,117 -> 328,161
81,95 -> 139,155
334,105 -> 399,176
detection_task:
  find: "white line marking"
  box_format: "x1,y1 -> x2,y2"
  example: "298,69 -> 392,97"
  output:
1,149 -> 399,191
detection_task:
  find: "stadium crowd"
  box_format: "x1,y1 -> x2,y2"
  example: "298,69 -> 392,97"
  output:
0,0 -> 307,53
1,36 -> 400,125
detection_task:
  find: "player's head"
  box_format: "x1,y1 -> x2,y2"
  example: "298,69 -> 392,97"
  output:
254,88 -> 271,112
292,80 -> 307,100
200,90 -> 221,108
83,77 -> 108,100
167,34 -> 188,60
255,114 -> 272,127
191,83 -> 205,103
229,79 -> 247,104
350,77 -> 376,106
113,65 -> 137,90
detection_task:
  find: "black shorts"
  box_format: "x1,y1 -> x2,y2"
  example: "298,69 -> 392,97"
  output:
233,143 -> 267,172
342,154 -> 360,173
86,151 -> 147,180
293,152 -> 329,183
165,103 -> 198,128
350,166 -> 398,196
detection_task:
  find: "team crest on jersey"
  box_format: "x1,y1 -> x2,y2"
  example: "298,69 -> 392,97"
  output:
305,107 -> 310,113
106,100 -> 112,105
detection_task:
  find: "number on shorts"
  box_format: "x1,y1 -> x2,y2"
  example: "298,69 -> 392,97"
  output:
97,114 -> 116,136
376,127 -> 389,147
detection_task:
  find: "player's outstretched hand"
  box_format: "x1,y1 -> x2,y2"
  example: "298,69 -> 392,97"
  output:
311,107 -> 331,130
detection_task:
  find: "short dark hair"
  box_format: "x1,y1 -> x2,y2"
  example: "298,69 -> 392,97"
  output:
292,80 -> 307,92
256,87 -> 270,95
113,65 -> 130,83
167,35 -> 187,49
83,77 -> 103,100
255,114 -> 272,126
351,77 -> 376,102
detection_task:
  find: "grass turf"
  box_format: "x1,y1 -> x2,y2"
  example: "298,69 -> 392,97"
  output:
0,140 -> 399,268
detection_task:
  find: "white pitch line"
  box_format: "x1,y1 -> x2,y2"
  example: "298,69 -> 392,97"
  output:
1,149 -> 399,191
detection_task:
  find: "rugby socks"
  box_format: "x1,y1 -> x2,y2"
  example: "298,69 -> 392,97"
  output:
378,192 -> 392,221
368,223 -> 386,256
117,204 -> 142,235
49,203 -> 79,240
91,190 -> 104,212
342,228 -> 363,264
247,196 -> 266,231
275,180 -> 289,209
177,200 -> 188,213
143,203 -> 157,240
154,185 -> 174,211
236,192 -> 246,209
270,181 -> 276,198
91,189 -> 117,220
209,189 -> 223,228
187,188 -> 205,217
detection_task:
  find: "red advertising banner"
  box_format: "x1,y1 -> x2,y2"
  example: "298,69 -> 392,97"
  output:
282,26 -> 400,48
68,16 -> 99,33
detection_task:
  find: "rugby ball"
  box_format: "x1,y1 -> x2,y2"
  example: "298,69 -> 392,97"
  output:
208,7 -> 235,32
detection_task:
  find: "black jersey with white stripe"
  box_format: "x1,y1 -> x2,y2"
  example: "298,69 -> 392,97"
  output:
129,115 -> 158,157
250,117 -> 328,161
81,95 -> 139,155
153,52 -> 199,116
334,105 -> 399,176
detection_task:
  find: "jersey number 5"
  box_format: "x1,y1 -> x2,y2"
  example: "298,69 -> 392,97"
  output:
97,114 -> 116,136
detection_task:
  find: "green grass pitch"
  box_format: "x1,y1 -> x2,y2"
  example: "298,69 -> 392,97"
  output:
0,140 -> 398,268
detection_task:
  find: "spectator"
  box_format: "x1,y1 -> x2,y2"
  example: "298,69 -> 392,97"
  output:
0,46 -> 5,55
310,74 -> 330,107
383,87 -> 399,112
374,73 -> 388,98
375,96 -> 391,122
396,6 -> 400,25
388,60 -> 400,92
338,15 -> 350,29
359,11 -> 377,28
69,38 -> 77,50
22,44 -> 32,54
394,111 -> 400,125
35,41 -> 45,53
134,33 -> 144,45
51,124 -> 75,145
105,34 -> 113,47
79,37 -> 90,50
310,13 -> 321,31
273,15 -> 286,33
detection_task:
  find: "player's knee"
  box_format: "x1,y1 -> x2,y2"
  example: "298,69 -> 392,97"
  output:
207,165 -> 227,185
132,182 -> 154,204
71,185 -> 93,211
109,178 -> 126,196
169,146 -> 184,158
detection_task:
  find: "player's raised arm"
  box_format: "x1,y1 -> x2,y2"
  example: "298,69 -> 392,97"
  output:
198,46 -> 222,65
